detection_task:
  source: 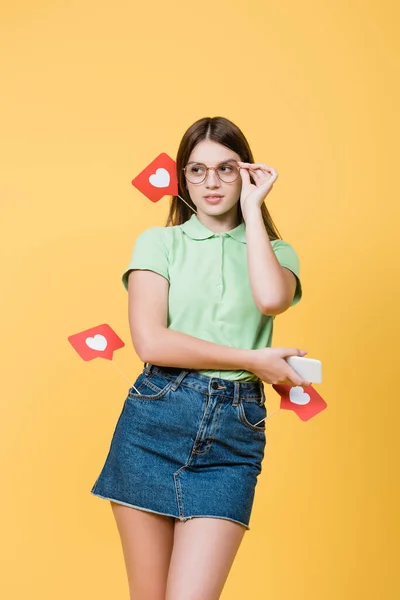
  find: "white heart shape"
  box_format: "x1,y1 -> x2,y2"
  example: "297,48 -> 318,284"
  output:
149,168 -> 170,188
85,334 -> 107,352
289,386 -> 311,405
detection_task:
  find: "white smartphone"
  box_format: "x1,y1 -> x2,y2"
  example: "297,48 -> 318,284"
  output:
285,356 -> 322,384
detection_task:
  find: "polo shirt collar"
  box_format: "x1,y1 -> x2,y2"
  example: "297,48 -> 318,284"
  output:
180,214 -> 246,244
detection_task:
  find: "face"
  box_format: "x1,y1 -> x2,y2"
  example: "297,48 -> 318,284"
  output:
184,140 -> 242,223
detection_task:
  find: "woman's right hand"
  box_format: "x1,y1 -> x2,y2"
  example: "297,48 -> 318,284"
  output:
248,347 -> 311,387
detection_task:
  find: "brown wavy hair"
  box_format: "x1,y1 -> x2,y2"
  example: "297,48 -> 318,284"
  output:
165,116 -> 282,241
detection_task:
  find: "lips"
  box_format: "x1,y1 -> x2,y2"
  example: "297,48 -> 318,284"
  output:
204,195 -> 224,204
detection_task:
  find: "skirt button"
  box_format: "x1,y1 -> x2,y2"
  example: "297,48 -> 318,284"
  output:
211,382 -> 219,389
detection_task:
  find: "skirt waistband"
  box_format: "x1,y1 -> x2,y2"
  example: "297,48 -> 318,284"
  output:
143,363 -> 265,403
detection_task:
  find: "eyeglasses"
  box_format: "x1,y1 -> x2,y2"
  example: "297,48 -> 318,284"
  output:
183,160 -> 241,184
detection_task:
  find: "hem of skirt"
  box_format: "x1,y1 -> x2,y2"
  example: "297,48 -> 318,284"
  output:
90,491 -> 250,530
181,514 -> 250,531
90,491 -> 178,520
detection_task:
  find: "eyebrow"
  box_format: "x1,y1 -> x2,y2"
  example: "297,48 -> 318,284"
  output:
186,158 -> 239,166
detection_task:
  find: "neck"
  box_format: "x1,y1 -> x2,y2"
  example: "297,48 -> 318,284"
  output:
196,207 -> 240,234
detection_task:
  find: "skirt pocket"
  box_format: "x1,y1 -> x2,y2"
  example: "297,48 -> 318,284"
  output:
127,372 -> 172,402
237,399 -> 267,433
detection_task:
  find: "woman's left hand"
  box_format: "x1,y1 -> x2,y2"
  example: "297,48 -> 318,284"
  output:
238,161 -> 278,219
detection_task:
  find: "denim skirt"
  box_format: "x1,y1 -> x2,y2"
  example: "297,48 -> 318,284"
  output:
90,363 -> 267,530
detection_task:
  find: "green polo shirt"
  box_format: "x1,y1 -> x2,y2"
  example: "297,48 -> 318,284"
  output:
122,214 -> 302,381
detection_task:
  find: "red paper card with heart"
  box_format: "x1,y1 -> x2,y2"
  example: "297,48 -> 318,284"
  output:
68,324 -> 125,361
131,152 -> 178,202
272,384 -> 327,421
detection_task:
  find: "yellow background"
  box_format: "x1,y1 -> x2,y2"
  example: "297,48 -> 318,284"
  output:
1,1 -> 399,598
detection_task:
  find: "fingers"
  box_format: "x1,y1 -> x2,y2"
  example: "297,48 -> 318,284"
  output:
238,161 -> 278,179
291,377 -> 311,388
239,167 -> 251,185
282,349 -> 309,386
279,348 -> 308,358
238,161 -> 272,171
284,374 -> 311,388
287,368 -> 304,386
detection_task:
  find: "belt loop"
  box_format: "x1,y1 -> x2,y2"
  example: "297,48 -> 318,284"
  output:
232,381 -> 240,406
170,369 -> 189,392
144,362 -> 153,377
260,382 -> 266,405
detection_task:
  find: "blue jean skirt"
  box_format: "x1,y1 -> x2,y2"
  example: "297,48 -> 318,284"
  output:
91,363 -> 267,530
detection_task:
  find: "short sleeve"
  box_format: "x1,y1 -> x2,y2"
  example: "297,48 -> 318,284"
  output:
271,239 -> 303,306
121,227 -> 170,290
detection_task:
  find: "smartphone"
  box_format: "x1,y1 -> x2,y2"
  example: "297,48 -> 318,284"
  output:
285,356 -> 322,384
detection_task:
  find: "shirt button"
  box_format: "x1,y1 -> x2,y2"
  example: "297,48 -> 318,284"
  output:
211,382 -> 219,389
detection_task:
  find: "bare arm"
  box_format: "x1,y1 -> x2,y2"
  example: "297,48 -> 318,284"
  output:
127,269 -> 254,371
245,206 -> 297,315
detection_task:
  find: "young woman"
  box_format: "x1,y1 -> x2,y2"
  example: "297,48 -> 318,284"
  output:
91,116 -> 310,600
